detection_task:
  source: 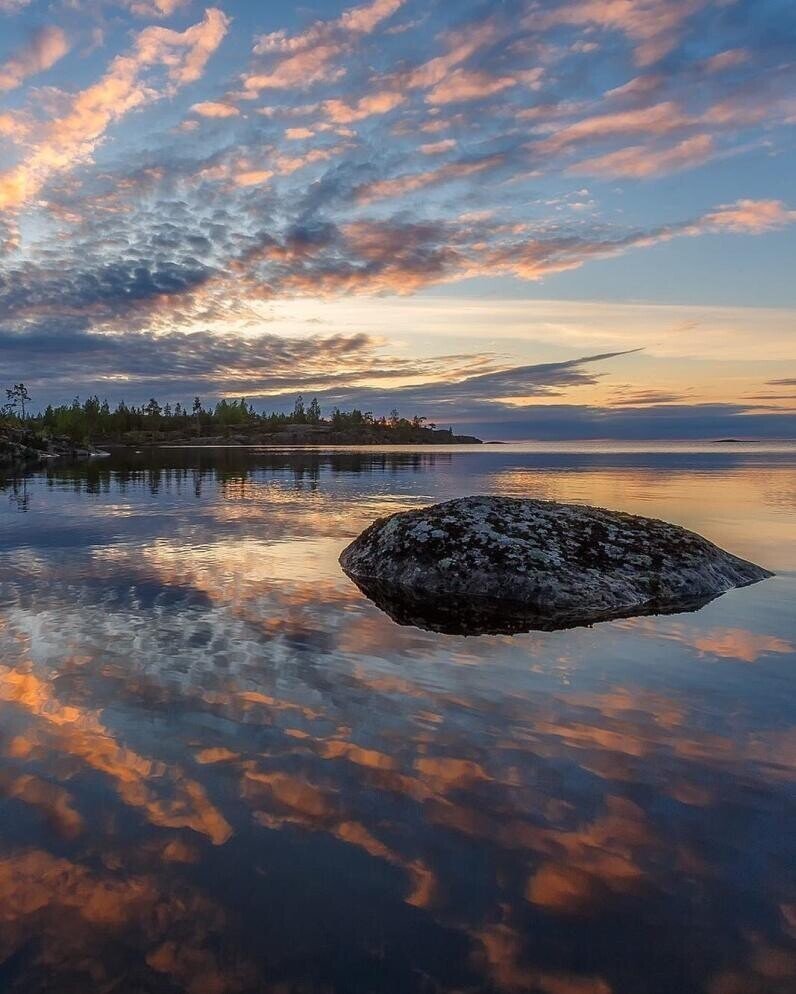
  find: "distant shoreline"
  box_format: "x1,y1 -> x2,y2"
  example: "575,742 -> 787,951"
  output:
94,425 -> 484,447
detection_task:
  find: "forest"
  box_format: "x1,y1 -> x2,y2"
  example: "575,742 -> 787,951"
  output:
2,383 -> 455,444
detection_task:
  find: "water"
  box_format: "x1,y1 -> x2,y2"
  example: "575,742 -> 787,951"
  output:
0,444 -> 794,994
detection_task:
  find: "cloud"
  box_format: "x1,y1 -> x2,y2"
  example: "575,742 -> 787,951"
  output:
0,217 -> 20,255
527,0 -> 710,67
331,350 -> 638,410
0,320 -> 635,413
242,0 -> 405,93
703,48 -> 750,74
355,153 -> 505,203
323,90 -> 405,123
419,138 -> 457,155
533,101 -> 691,155
425,69 -> 519,106
701,199 -> 796,233
125,0 -> 191,16
569,134 -> 715,178
0,317 -> 536,407
451,402 -> 796,440
191,100 -> 240,118
391,16 -> 501,92
484,198 -> 796,278
0,9 -> 229,210
0,110 -> 29,143
0,25 -> 69,93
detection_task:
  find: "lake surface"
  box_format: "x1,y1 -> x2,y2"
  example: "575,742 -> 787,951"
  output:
0,443 -> 794,994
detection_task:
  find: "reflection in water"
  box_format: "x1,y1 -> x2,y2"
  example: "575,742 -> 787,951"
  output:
344,572 -> 734,636
0,445 -> 794,993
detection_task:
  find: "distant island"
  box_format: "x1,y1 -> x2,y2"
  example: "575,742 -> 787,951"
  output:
0,385 -> 481,467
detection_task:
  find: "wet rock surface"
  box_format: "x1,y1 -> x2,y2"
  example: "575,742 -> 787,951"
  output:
340,496 -> 773,635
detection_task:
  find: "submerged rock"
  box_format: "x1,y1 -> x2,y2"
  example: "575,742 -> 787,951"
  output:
339,496 -> 772,635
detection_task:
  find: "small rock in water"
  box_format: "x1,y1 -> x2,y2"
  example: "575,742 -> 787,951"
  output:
339,496 -> 772,635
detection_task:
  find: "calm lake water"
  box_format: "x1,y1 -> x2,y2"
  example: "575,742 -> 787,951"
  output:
0,443 -> 794,994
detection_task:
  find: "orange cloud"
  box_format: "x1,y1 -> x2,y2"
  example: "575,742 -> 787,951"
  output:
0,25 -> 69,93
0,665 -> 232,845
0,112 -> 28,142
232,168 -> 274,187
689,627 -> 794,663
0,774 -> 84,838
475,921 -> 613,993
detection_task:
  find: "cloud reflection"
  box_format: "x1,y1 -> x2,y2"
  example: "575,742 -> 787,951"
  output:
0,449 -> 793,991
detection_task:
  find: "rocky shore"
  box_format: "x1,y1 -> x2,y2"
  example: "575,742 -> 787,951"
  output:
0,428 -> 104,470
340,496 -> 773,635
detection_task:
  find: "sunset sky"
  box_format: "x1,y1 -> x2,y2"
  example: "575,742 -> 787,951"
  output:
0,0 -> 794,438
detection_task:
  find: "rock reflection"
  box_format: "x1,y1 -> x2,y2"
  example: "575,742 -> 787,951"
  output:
0,448 -> 793,993
344,572 -> 725,635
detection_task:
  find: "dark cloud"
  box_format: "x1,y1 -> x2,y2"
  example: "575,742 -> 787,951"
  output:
452,403 -> 796,441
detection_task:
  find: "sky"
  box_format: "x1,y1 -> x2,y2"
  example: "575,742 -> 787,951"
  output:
0,0 -> 794,438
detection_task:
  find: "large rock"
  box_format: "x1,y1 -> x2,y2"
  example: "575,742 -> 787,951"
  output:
339,496 -> 772,635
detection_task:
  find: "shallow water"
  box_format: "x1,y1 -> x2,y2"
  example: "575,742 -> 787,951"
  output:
0,444 -> 794,994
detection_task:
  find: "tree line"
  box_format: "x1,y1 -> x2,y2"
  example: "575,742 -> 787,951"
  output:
2,384 -> 442,442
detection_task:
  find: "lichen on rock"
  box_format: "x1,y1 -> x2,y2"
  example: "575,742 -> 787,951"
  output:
339,496 -> 772,635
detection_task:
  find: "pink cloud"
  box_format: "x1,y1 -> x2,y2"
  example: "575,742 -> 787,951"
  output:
419,138 -> 457,155
234,169 -> 274,188
484,199 -> 796,282
244,0 -> 405,93
528,0 -> 709,67
703,48 -> 750,74
126,0 -> 191,16
568,134 -> 714,177
392,18 -> 500,92
271,144 -> 348,176
0,9 -> 229,210
323,90 -> 404,123
701,199 -> 796,233
425,69 -> 519,106
356,155 -> 503,203
243,45 -> 347,92
136,7 -> 229,86
191,100 -> 239,118
0,25 -> 70,93
534,101 -> 691,154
